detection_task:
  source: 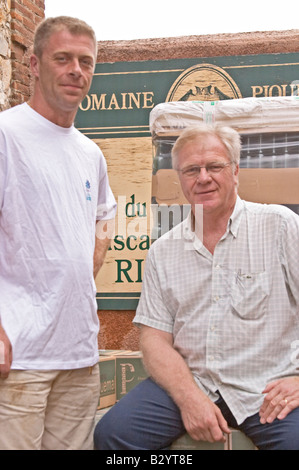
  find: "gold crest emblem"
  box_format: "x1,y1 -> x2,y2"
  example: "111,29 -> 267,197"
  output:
166,63 -> 242,102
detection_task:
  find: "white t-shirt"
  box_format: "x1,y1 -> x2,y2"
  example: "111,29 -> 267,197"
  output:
0,103 -> 116,370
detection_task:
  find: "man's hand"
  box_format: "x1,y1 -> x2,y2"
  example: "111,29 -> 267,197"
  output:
0,325 -> 12,379
259,377 -> 299,424
93,219 -> 114,279
180,392 -> 231,443
140,326 -> 230,443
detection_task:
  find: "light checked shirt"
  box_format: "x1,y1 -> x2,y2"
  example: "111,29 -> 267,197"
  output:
134,196 -> 299,424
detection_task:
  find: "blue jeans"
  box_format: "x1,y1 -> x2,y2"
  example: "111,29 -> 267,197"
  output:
94,377 -> 299,450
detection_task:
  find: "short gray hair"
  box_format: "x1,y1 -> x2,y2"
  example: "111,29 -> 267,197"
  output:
172,123 -> 241,170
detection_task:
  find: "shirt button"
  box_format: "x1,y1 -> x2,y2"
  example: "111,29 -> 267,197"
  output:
214,296 -> 219,302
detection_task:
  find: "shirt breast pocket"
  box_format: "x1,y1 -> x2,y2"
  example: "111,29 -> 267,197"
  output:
230,271 -> 269,320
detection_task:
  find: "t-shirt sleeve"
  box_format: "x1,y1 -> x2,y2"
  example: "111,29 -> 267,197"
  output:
0,153 -> 5,210
96,152 -> 117,221
0,129 -> 6,211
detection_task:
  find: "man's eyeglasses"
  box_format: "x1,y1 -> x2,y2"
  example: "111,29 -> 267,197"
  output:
178,162 -> 232,178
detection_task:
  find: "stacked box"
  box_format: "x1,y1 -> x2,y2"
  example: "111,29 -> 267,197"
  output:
150,97 -> 299,138
94,410 -> 257,451
115,351 -> 149,400
170,433 -> 229,450
229,429 -> 257,450
150,97 -> 299,227
170,429 -> 257,450
99,349 -> 132,356
97,352 -> 257,450
98,350 -> 148,407
98,356 -> 116,409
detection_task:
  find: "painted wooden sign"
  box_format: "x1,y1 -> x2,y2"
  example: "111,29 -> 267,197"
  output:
75,52 -> 299,309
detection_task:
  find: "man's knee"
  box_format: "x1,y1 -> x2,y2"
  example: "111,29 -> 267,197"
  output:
94,411 -> 115,450
93,378 -> 184,450
94,381 -> 148,450
241,407 -> 299,450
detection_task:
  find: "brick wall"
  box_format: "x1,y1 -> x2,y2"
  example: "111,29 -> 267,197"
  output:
0,0 -> 45,110
0,0 -> 11,110
97,29 -> 299,63
10,0 -> 44,107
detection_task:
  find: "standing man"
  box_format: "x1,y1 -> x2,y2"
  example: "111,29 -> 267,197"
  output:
0,16 -> 116,449
94,124 -> 299,450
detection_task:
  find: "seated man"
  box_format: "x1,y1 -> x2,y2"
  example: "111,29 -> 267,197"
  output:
94,124 -> 299,450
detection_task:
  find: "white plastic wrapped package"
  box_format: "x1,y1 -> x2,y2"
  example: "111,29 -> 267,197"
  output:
150,96 -> 299,212
150,96 -> 299,137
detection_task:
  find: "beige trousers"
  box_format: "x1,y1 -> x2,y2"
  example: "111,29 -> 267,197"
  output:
0,365 -> 100,450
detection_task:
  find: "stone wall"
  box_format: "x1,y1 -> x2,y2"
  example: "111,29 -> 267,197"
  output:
0,0 -> 11,110
97,29 -> 299,63
0,0 -> 44,111
10,0 -> 44,106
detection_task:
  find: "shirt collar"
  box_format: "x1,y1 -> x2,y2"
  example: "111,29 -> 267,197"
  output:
183,195 -> 244,243
229,196 -> 244,238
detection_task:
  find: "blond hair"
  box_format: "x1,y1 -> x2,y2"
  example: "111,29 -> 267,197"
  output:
172,123 -> 241,170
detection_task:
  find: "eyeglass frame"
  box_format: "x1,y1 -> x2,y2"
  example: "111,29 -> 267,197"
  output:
177,161 -> 234,178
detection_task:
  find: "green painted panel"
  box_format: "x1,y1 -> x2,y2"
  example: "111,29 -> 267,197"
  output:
76,52 -> 299,139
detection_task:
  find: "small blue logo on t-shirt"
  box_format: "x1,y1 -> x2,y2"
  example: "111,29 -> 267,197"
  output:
85,180 -> 91,201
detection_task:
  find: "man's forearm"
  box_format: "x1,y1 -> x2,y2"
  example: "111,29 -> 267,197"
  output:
140,326 -> 230,442
0,323 -> 12,379
93,236 -> 111,278
140,326 -> 203,409
93,219 -> 114,278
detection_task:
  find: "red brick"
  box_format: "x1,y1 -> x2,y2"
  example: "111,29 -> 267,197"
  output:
12,61 -> 30,79
10,10 -> 23,23
11,43 -> 26,61
11,32 -> 27,48
11,80 -> 30,95
11,21 -> 34,43
22,0 -> 44,18
12,3 -> 35,23
23,16 -> 36,33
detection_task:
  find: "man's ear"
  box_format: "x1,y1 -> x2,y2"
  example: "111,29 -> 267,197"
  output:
30,54 -> 40,78
233,163 -> 240,189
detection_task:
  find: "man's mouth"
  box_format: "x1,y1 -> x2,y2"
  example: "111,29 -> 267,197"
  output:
63,83 -> 82,89
197,189 -> 215,195
62,84 -> 82,90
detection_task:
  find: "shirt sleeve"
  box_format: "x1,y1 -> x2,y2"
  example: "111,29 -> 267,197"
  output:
279,207 -> 299,308
96,152 -> 117,221
133,245 -> 174,333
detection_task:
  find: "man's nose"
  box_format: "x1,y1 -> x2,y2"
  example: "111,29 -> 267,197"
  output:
196,168 -> 211,183
69,58 -> 82,76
